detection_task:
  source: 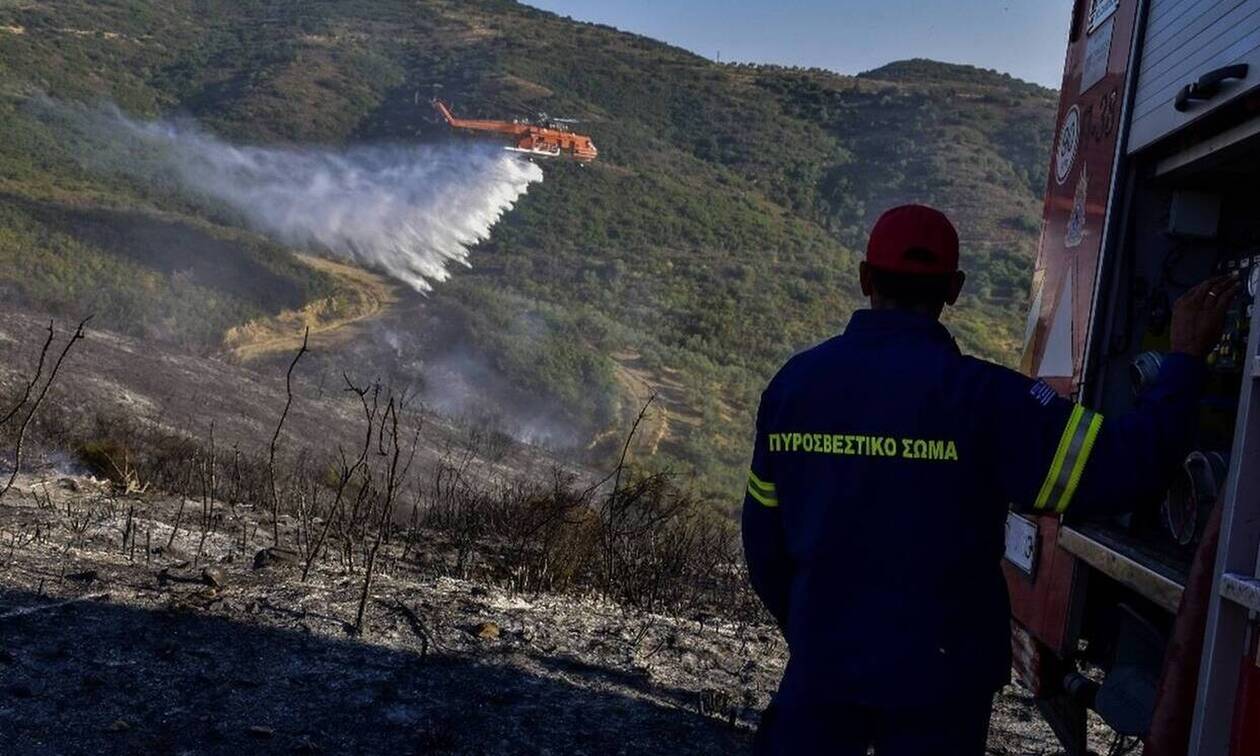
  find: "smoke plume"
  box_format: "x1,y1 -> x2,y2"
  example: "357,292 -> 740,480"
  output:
40,101 -> 544,291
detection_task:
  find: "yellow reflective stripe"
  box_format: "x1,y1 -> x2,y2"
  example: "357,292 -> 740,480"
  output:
747,470 -> 779,508
748,470 -> 776,493
1034,405 -> 1083,511
746,483 -> 779,508
1053,411 -> 1104,514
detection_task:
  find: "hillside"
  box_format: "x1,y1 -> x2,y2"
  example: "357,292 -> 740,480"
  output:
0,0 -> 1059,493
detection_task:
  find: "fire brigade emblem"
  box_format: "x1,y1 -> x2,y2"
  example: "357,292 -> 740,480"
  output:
1065,164 -> 1088,248
1055,105 -> 1081,185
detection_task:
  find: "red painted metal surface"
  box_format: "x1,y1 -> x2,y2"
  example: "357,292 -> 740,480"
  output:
1146,503 -> 1224,755
1018,0 -> 1139,380
1006,518 -> 1079,656
1006,0 -> 1143,658
1021,0 -> 1139,382
1230,632 -> 1260,756
1011,620 -> 1045,695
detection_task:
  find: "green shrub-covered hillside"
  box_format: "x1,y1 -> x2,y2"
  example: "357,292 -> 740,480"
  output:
0,0 -> 1059,494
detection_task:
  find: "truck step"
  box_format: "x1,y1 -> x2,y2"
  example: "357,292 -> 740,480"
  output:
1220,573 -> 1260,613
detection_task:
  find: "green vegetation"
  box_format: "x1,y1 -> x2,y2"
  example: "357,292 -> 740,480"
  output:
0,0 -> 1058,494
0,91 -> 336,348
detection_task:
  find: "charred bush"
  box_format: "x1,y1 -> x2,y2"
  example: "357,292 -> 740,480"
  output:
1,323 -> 769,633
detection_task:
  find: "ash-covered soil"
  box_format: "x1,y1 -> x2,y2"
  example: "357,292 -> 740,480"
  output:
0,307 -> 564,488
0,473 -> 1118,755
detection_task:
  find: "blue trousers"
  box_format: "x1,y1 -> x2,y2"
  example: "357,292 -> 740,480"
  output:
754,694 -> 994,755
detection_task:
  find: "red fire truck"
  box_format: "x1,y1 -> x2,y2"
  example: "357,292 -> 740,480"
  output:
1007,0 -> 1260,753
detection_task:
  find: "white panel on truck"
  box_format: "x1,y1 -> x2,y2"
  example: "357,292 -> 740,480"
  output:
1128,0 -> 1260,153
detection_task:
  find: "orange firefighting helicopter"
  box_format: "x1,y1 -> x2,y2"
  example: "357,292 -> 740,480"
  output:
431,99 -> 598,163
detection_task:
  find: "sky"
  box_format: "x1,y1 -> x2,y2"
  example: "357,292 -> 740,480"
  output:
524,0 -> 1076,88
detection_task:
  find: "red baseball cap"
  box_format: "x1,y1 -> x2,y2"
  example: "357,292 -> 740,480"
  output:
866,204 -> 960,275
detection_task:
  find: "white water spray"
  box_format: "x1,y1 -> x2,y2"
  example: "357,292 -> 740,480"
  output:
45,102 -> 544,291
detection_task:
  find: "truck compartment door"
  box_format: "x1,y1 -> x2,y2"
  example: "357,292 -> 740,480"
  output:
1129,0 -> 1260,153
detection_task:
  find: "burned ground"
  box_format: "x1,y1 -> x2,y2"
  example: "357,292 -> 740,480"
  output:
0,307 -> 562,492
0,313 -> 1123,755
1,586 -> 746,755
0,471 -> 1120,755
0,477 -> 758,755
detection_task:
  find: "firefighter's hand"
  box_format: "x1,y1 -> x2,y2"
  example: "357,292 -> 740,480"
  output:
1170,274 -> 1243,358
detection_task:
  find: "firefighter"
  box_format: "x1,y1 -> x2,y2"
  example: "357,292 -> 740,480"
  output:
743,204 -> 1241,755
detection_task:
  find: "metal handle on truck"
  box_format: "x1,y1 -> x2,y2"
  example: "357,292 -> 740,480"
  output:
1174,64 -> 1250,112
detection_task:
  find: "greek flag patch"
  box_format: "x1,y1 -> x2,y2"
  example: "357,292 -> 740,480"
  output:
1029,380 -> 1057,407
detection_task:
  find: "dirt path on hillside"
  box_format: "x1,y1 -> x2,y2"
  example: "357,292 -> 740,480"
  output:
591,352 -> 699,460
222,255 -> 402,364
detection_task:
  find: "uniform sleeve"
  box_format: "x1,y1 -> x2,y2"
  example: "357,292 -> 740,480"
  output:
996,353 -> 1206,517
742,389 -> 791,631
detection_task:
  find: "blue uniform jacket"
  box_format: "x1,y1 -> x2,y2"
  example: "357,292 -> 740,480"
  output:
742,309 -> 1205,709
